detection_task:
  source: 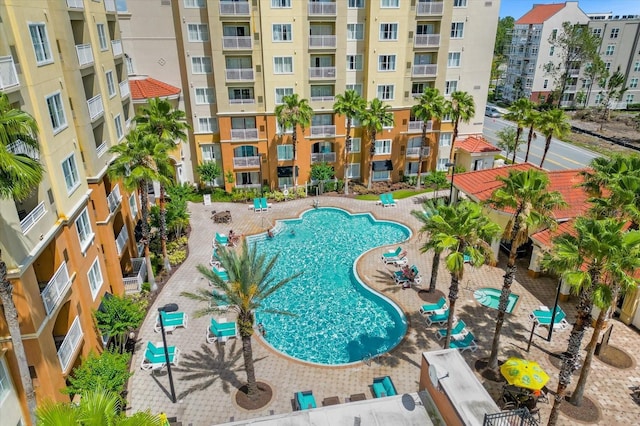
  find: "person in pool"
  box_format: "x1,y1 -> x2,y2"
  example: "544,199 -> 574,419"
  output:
267,228 -> 274,238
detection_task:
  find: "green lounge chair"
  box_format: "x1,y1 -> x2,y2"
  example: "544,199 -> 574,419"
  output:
435,319 -> 467,341
206,318 -> 237,343
154,311 -> 188,333
420,297 -> 447,315
425,308 -> 450,326
529,307 -> 569,330
449,332 -> 478,352
295,391 -> 317,410
381,246 -> 404,262
372,376 -> 397,398
260,197 -> 271,210
215,232 -> 228,246
253,198 -> 262,212
140,341 -> 180,371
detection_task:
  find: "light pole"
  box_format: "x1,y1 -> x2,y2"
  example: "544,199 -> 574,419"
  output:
158,303 -> 178,403
445,161 -> 456,205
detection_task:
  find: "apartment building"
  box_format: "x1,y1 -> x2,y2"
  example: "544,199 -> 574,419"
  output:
120,0 -> 499,189
0,1 -> 141,422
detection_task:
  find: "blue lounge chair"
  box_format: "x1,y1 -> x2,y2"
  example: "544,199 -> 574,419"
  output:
253,198 -> 262,212
154,311 -> 188,333
529,306 -> 569,330
215,232 -> 228,246
140,341 -> 180,371
419,296 -> 447,315
449,332 -> 479,352
393,265 -> 422,285
435,319 -> 467,341
381,247 -> 404,263
261,197 -> 271,210
386,193 -> 397,207
425,308 -> 450,326
206,318 -> 238,343
376,194 -> 385,205
372,376 -> 397,398
212,265 -> 230,282
295,391 -> 317,410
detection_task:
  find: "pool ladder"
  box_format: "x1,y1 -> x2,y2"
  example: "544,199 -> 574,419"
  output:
363,352 -> 382,367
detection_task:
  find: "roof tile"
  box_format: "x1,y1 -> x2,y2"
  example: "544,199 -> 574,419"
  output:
516,3 -> 566,25
455,136 -> 501,154
129,77 -> 181,101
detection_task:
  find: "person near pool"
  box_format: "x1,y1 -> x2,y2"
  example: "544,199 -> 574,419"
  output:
267,228 -> 274,238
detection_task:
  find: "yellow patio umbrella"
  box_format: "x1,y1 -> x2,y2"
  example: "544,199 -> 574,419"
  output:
500,357 -> 550,391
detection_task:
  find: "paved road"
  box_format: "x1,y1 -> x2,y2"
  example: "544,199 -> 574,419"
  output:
483,117 -> 602,170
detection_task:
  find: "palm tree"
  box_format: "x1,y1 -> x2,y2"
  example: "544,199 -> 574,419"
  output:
411,88 -> 446,188
411,197 -> 448,293
504,98 -> 534,163
537,108 -> 570,168
274,94 -> 313,188
485,169 -> 566,371
181,241 -> 301,399
0,93 -> 43,425
447,91 -> 475,162
361,98 -> 394,189
135,98 -> 190,272
522,108 -> 540,163
333,90 -> 366,195
414,201 -> 500,348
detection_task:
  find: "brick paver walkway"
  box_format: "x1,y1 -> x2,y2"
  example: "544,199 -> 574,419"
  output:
128,194 -> 640,425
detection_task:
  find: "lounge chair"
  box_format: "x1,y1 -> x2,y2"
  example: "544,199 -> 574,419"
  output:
253,198 -> 262,212
449,332 -> 478,352
381,247 -> 405,264
261,197 -> 272,210
206,318 -> 238,343
529,306 -> 569,330
210,290 -> 231,311
154,311 -> 188,333
381,193 -> 397,207
393,265 -> 422,285
372,376 -> 397,398
140,341 -> 180,371
376,195 -> 384,206
425,308 -> 451,326
435,319 -> 467,341
419,297 -> 447,315
215,232 -> 228,246
294,391 -> 317,410
386,193 -> 397,207
212,265 -> 229,282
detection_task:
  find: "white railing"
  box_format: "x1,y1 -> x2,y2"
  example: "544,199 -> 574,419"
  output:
235,183 -> 261,189
87,94 -> 104,121
309,66 -> 336,79
107,184 -> 122,214
308,2 -> 336,16
229,98 -> 255,104
115,225 -> 129,256
75,44 -> 94,67
219,1 -> 250,15
565,85 -> 577,92
412,64 -> 438,77
310,125 -> 336,137
136,241 -> 144,257
309,35 -> 337,48
222,36 -> 252,50
67,0 -> 84,8
311,152 -> 336,163
119,80 -> 130,99
408,120 -> 432,132
111,40 -> 123,57
233,156 -> 260,168
104,0 -> 116,12
124,258 -> 147,294
406,147 -> 421,157
416,1 -> 443,15
0,56 -> 20,90
230,128 -> 258,140
41,262 -> 72,315
7,139 -> 39,160
310,95 -> 335,102
20,201 -> 46,234
414,34 -> 440,47
225,68 -> 254,81
57,316 -> 83,372
96,141 -> 108,157
568,68 -> 580,77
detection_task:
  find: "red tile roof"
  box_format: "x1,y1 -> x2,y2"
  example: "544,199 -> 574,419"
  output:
455,136 -> 501,154
516,3 -> 566,25
129,77 -> 181,101
530,219 -> 575,248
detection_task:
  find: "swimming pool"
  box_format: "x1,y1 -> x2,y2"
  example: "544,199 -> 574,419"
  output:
474,287 -> 519,313
249,208 -> 410,365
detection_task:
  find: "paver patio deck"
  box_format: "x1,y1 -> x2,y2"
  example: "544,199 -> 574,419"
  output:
127,194 -> 640,425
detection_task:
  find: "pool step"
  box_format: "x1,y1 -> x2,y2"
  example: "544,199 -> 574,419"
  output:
248,221 -> 285,243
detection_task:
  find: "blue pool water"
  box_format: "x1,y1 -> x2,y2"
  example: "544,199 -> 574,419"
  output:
249,208 -> 410,365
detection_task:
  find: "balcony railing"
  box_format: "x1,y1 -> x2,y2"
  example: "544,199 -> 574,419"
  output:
225,68 -> 254,81
67,0 -> 84,9
308,2 -> 336,16
104,0 -> 116,12
565,85 -> 577,92
222,36 -> 252,50
414,34 -> 440,48
7,139 -> 39,161
119,80 -> 130,99
0,56 -> 20,90
309,66 -> 336,79
115,225 -> 129,256
412,64 -> 438,77
111,40 -> 123,57
406,147 -> 421,157
568,68 -> 580,77
87,94 -> 104,121
311,152 -> 336,163
229,98 -> 255,104
309,35 -> 337,49
96,141 -> 108,157
219,1 -> 250,15
41,262 -> 72,315
408,120 -> 432,132
233,156 -> 261,168
20,201 -> 46,234
310,125 -> 336,137
107,184 -> 122,214
124,258 -> 147,294
230,128 -> 259,140
416,1 -> 443,16
76,44 -> 94,67
57,316 -> 83,372
310,95 -> 335,102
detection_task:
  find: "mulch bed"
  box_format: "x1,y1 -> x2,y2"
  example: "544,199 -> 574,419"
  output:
559,394 -> 601,423
418,289 -> 446,303
235,382 -> 273,410
597,346 -> 634,369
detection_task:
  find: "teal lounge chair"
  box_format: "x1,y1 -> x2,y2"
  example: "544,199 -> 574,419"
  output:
212,265 -> 229,282
376,194 -> 385,206
381,193 -> 397,208
206,318 -> 238,343
372,376 -> 397,398
425,308 -> 450,326
529,306 -> 569,330
393,265 -> 422,285
449,332 -> 478,352
261,197 -> 271,210
210,290 -> 231,310
420,297 -> 447,315
154,311 -> 188,333
215,232 -> 228,246
140,341 -> 180,371
381,247 -> 404,262
253,198 -> 262,212
295,391 -> 317,410
436,319 -> 467,341
386,193 -> 397,207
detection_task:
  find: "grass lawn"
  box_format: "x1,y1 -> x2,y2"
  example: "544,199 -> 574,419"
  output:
355,188 -> 434,201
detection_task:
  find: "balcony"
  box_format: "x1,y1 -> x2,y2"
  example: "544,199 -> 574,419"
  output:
233,156 -> 260,168
230,128 -> 259,140
57,316 -> 83,372
225,68 -> 254,81
414,34 -> 440,48
311,152 -> 336,163
119,80 -> 130,99
568,68 -> 580,77
310,95 -> 334,103
0,56 -> 20,91
104,0 -> 116,13
41,262 -> 72,315
66,0 -> 84,8
408,120 -> 433,133
107,184 -> 122,214
7,139 -> 39,161
111,39 -> 123,57
309,66 -> 336,79
222,36 -> 252,50
416,1 -> 443,16
412,64 -> 438,77
309,35 -> 337,49
75,44 -> 94,67
220,1 -> 250,15
115,225 -> 129,256
19,201 -> 46,234
87,94 -> 104,121
308,2 -> 336,16
96,141 -> 108,157
229,97 -> 255,105
310,125 -> 336,137
124,258 -> 147,294
565,85 -> 577,92
406,146 -> 430,157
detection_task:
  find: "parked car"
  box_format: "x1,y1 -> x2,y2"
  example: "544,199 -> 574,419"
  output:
485,106 -> 501,118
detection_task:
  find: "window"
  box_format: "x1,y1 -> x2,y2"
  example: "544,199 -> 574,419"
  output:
592,28 -> 602,37
271,0 -> 291,7
125,55 -> 134,75
129,193 -> 138,217
62,154 -> 80,193
29,23 -> 53,65
626,94 -> 635,103
75,208 -> 93,252
447,52 -> 461,67
97,24 -> 108,50
191,57 -> 212,74
379,23 -> 398,40
605,62 -> 611,71
346,84 -> 362,96
348,0 -> 364,8
549,46 -> 555,56
105,71 -> 116,98
46,92 -> 67,133
375,139 -> 392,155
197,117 -> 218,133
605,45 -> 615,56
346,163 -> 360,178
437,158 -> 449,171
630,78 -> 638,89
184,0 -> 205,7
201,145 -> 215,162
595,93 -> 603,104
412,82 -> 427,96
445,80 -> 457,95
276,121 -> 293,135
114,114 -> 124,140
229,87 -> 254,102
348,137 -> 361,153
277,144 -> 294,160
87,258 -> 103,299
195,88 -> 215,104
188,24 -> 209,42
543,79 -> 548,89
347,55 -> 363,71
0,359 -> 11,399
610,28 -> 619,38
373,170 -> 390,181
453,0 -> 467,6
274,56 -> 293,73
451,22 -> 464,38
405,162 -> 419,175
310,85 -> 334,99
273,24 -> 292,41
378,55 -> 396,71
439,133 -> 452,147
551,29 -> 558,40
635,61 -> 640,72
381,0 -> 399,7
377,84 -> 394,100
275,87 -> 294,104
347,23 -> 364,40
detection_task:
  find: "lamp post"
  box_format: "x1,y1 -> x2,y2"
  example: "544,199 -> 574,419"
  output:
445,161 -> 456,205
158,303 -> 178,403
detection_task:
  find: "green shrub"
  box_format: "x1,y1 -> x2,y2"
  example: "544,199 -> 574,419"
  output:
64,351 -> 132,398
141,282 -> 151,294
627,103 -> 640,111
94,295 -> 146,352
168,249 -> 187,266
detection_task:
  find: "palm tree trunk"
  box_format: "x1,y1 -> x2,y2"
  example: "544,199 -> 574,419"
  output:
241,335 -> 258,398
139,183 -> 156,289
292,126 -> 298,188
524,125 -> 535,163
488,247 -> 518,370
443,274 -> 460,349
511,127 -> 522,164
416,123 -> 428,189
0,261 -> 37,426
450,122 -> 459,162
367,131 -> 376,190
539,136 -> 552,168
159,184 -> 171,272
344,120 -> 351,195
429,251 -> 440,293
